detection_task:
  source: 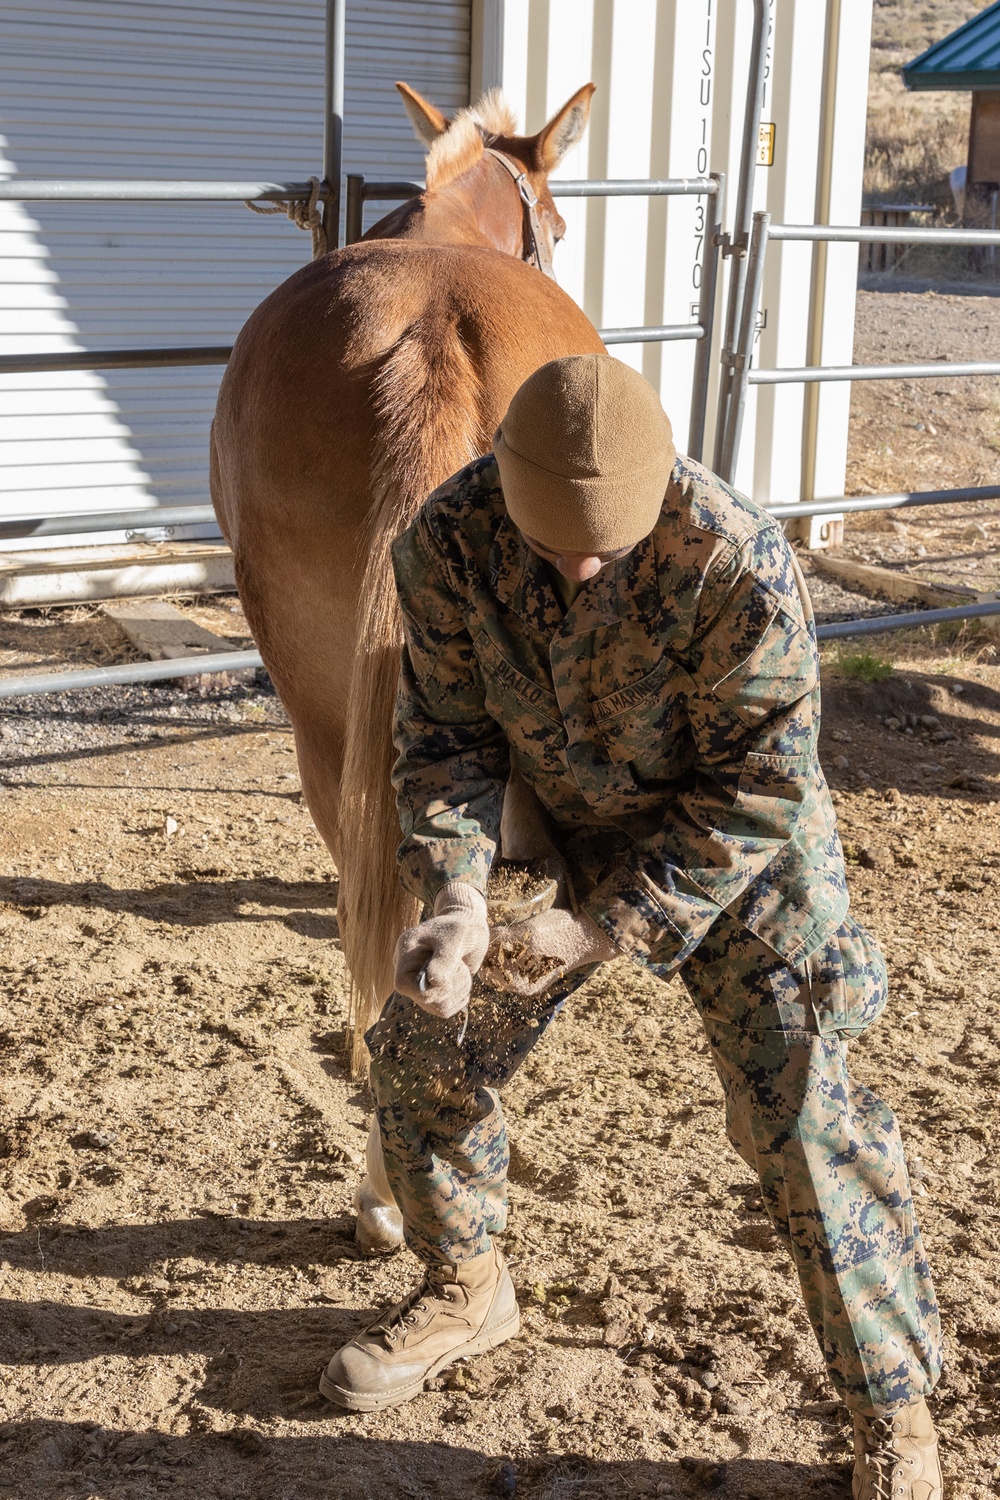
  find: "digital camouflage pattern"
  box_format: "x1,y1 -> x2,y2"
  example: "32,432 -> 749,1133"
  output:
367,910 -> 943,1412
385,451 -> 942,1412
391,453 -> 848,973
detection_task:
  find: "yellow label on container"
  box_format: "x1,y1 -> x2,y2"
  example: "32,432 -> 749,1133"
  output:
757,122 -> 775,167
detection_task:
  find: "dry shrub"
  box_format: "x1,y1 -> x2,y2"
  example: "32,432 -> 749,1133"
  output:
864,4 -> 1000,281
865,2 -> 984,204
865,69 -> 969,208
869,0 -> 987,70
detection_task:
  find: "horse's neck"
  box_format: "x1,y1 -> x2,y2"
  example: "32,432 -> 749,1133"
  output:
370,157 -> 523,255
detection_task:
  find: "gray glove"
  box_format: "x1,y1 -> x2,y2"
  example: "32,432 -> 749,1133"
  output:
482,907 -> 618,998
393,882 -> 490,1019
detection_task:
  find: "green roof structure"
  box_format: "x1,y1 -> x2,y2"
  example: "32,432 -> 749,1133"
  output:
903,2 -> 1000,91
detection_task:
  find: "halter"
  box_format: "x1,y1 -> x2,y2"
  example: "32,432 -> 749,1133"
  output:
485,148 -> 556,281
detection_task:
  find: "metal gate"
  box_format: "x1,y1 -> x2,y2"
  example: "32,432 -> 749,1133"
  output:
1,0 -> 996,695
715,210 -> 1000,642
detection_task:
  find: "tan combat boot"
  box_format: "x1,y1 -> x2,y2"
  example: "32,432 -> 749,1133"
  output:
318,1243 -> 519,1411
853,1397 -> 943,1500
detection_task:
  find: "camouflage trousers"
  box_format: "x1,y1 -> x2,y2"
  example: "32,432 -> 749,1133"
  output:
367,911 -> 943,1412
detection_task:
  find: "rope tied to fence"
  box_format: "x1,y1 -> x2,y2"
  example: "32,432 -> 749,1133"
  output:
244,175 -> 327,258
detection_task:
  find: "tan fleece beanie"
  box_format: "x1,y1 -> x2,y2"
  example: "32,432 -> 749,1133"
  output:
493,354 -> 676,552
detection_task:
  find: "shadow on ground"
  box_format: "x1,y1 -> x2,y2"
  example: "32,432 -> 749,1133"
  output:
0,1216 -> 358,1279
0,875 -> 338,935
0,1422 -> 852,1500
820,667 -> 1000,795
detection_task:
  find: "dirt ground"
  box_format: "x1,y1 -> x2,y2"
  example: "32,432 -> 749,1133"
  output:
844,287 -> 1000,597
2,287 -> 1000,1498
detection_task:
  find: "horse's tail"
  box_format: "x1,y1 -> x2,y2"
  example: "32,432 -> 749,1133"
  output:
338,314 -> 483,1072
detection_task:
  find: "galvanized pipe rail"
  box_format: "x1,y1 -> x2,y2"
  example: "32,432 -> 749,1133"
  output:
602,324 -> 705,345
717,208 -> 1000,638
766,485 -> 1000,522
343,172 -> 720,244
322,0 -> 346,249
2,595 -> 994,698
0,347 -> 232,376
770,222 -> 1000,246
0,180 -> 324,202
751,359 -> 1000,386
816,600 -> 1000,641
0,650 -> 264,700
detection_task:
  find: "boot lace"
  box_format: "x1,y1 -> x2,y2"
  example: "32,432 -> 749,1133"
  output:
375,1269 -> 451,1349
859,1414 -> 898,1500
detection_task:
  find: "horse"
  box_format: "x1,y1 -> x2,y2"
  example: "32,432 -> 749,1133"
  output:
210,81 -> 604,1252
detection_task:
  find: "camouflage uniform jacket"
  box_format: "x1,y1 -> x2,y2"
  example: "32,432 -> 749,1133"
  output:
390,453 -> 848,971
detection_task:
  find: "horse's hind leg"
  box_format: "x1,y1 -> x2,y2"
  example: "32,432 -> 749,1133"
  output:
500,768 -> 559,861
356,1118 -> 405,1255
353,773 -> 558,1256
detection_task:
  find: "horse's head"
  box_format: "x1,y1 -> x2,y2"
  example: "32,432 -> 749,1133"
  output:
395,80 -> 595,275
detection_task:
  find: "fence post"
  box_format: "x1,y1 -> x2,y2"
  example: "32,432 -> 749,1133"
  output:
322,0 -> 346,250
344,176 -> 365,245
713,0 -> 770,472
719,210 -> 770,483
688,173 -> 724,463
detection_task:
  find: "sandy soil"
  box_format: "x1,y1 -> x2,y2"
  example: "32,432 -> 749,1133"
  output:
1,287 -> 999,1497
0,599 -> 999,1499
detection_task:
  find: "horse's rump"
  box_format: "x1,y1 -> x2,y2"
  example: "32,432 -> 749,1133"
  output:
212,239 -> 604,1065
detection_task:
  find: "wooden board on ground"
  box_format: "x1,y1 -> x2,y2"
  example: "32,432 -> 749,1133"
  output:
0,541 -> 235,607
809,552 -> 1000,640
102,598 -> 256,690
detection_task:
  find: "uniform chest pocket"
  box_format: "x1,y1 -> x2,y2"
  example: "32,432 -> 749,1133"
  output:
593,655 -> 691,777
474,631 -> 567,773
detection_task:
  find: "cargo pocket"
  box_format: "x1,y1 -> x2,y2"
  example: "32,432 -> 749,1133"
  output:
770,917 -> 888,1038
735,750 -> 812,839
830,916 -> 888,1039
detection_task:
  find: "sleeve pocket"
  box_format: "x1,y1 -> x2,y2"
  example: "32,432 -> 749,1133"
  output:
736,751 -> 812,839
698,574 -> 816,734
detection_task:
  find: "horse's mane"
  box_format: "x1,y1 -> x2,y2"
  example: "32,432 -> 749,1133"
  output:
425,88 -> 520,192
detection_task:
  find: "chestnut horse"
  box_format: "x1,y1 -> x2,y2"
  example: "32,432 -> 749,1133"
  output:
211,83 -> 603,1245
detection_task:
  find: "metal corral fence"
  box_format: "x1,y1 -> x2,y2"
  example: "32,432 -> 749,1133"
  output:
0,0 -> 755,701
2,0 -> 998,695
0,170 -> 724,710
714,210 -> 1000,639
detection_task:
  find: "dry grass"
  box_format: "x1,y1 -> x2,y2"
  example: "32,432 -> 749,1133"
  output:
864,2 -> 998,281
865,1 -> 982,206
865,70 -> 969,208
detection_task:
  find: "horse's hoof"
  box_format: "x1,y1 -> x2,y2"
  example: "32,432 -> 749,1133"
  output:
354,1180 -> 405,1257
355,1203 -> 405,1256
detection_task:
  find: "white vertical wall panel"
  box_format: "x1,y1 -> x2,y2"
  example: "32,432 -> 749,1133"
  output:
810,0 -> 871,509
745,1 -> 825,506
494,0 -> 871,500
347,1 -> 471,180
0,0 -> 471,542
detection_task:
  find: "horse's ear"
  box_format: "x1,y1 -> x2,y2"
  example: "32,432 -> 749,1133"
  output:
534,83 -> 596,172
395,82 -> 450,146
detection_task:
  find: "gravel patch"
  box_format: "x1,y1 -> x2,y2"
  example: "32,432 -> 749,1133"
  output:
0,677 -> 288,781
797,557 -> 932,628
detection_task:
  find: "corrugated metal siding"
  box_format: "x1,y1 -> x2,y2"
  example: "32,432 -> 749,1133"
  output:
0,0 -> 471,539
